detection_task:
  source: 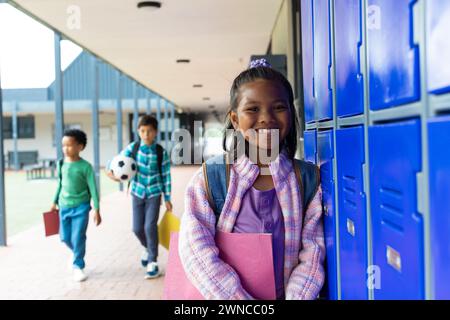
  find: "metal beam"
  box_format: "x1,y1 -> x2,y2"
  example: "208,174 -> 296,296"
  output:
12,102 -> 19,170
146,91 -> 151,115
116,71 -> 124,192
170,103 -> 175,154
54,33 -> 64,160
91,56 -> 100,195
165,99 -> 169,151
133,82 -> 139,141
0,66 -> 7,246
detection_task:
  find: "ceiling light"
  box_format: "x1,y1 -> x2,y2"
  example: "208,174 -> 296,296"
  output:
203,97 -> 210,101
193,84 -> 203,88
176,59 -> 190,64
137,1 -> 162,10
208,105 -> 215,109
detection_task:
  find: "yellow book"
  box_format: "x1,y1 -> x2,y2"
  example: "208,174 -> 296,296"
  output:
158,210 -> 180,250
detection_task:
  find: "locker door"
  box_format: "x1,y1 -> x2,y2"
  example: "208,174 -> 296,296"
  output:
335,0 -> 364,117
427,0 -> 450,94
336,126 -> 368,300
369,119 -> 424,299
314,0 -> 333,121
367,0 -> 420,110
301,0 -> 315,123
304,130 -> 317,164
428,116 -> 450,299
317,130 -> 338,299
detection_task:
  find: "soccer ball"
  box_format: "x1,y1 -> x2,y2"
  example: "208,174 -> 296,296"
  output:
110,155 -> 137,181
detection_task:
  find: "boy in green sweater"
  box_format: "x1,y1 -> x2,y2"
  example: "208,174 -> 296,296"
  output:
51,129 -> 101,282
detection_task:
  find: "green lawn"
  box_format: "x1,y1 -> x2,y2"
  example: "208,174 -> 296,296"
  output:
5,170 -> 120,237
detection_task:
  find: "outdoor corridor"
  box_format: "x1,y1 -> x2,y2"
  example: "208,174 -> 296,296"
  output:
0,166 -> 200,300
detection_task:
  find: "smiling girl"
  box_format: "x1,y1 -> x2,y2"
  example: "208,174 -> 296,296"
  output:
179,59 -> 325,300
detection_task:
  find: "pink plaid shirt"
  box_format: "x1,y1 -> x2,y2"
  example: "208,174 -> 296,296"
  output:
178,150 -> 325,300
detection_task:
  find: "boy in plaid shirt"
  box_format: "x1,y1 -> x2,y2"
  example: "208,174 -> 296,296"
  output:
108,115 -> 172,279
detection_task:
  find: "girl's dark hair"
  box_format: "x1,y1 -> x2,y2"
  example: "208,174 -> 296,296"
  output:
222,66 -> 299,160
138,115 -> 158,131
64,129 -> 87,148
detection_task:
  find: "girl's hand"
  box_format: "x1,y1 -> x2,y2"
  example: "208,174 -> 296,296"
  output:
165,201 -> 173,212
50,203 -> 58,211
93,210 -> 102,226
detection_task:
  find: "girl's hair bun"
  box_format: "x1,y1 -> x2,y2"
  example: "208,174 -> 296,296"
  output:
248,58 -> 272,69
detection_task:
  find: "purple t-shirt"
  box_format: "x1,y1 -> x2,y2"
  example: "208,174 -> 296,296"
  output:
232,186 -> 285,299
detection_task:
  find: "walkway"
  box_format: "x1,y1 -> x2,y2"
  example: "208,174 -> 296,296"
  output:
0,165 -> 199,300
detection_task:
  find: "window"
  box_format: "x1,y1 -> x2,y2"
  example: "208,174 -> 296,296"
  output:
2,116 -> 35,139
2,117 -> 12,139
18,116 -> 35,138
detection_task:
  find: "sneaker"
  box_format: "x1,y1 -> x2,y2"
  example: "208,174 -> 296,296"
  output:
141,250 -> 149,267
73,268 -> 88,282
145,262 -> 160,279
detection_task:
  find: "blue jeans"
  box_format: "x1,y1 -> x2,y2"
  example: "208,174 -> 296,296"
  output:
59,202 -> 91,269
132,194 -> 161,262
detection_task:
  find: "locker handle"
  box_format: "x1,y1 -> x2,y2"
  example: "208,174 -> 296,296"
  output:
386,245 -> 402,273
347,218 -> 355,237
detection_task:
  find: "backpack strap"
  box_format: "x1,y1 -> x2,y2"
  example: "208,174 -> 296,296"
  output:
58,158 -> 64,181
155,143 -> 164,177
294,159 -> 321,215
202,153 -> 229,225
131,140 -> 140,160
128,141 -> 140,193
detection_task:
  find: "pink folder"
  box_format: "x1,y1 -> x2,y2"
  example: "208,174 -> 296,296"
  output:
163,231 -> 276,300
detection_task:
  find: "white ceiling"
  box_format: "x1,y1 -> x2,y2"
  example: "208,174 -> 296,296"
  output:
11,0 -> 283,113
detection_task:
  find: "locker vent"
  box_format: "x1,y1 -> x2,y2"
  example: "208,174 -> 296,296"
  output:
379,186 -> 404,233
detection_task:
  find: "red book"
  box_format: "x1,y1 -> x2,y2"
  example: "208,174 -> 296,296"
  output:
43,210 -> 60,237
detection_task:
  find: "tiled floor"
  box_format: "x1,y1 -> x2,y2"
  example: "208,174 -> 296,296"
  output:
0,165 -> 200,300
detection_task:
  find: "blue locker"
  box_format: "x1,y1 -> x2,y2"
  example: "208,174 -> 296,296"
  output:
369,119 -> 424,299
427,0 -> 450,94
336,126 -> 368,300
334,0 -> 364,117
314,0 -> 333,121
303,130 -> 317,164
301,0 -> 315,123
317,130 -> 339,299
428,116 -> 450,299
367,0 -> 420,110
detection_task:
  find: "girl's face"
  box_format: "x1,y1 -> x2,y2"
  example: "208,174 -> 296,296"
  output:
230,79 -> 292,152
